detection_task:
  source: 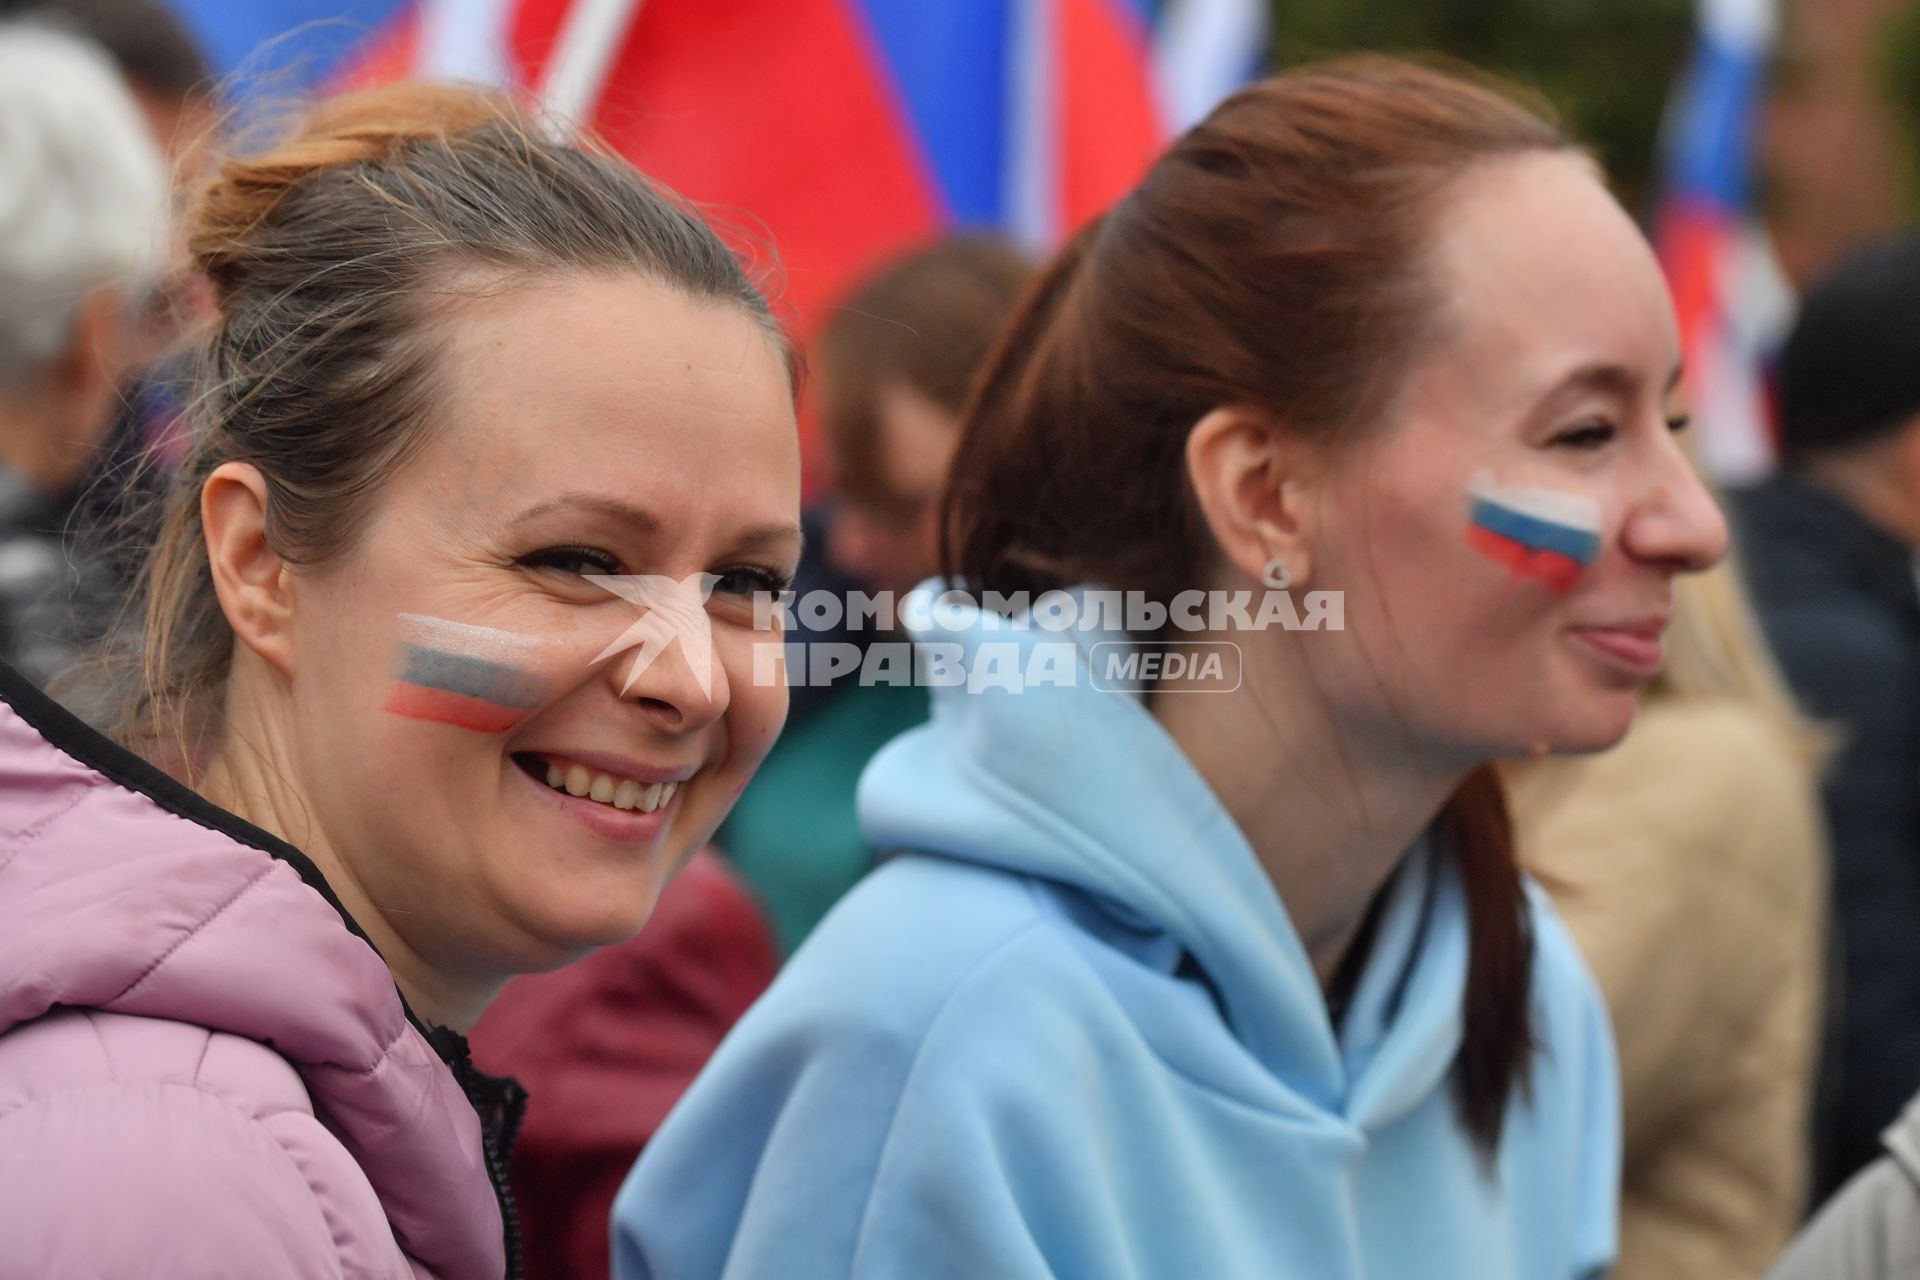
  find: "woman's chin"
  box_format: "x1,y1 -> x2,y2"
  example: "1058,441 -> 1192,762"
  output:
1526,696 -> 1640,758
508,884 -> 664,967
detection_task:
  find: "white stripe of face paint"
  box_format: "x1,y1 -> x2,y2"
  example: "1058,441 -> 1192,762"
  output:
1467,469 -> 1602,533
396,613 -> 548,662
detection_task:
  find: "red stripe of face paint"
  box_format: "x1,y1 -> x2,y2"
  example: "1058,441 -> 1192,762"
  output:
1466,525 -> 1588,594
383,683 -> 535,734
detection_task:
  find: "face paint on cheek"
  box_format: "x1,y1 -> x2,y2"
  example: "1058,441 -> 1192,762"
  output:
382,613 -> 550,733
1464,469 -> 1601,594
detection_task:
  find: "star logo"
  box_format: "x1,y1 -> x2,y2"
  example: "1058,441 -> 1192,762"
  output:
585,573 -> 721,699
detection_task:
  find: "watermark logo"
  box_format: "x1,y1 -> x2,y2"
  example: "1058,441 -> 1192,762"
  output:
587,572 -> 721,698
751,587 -> 1338,693
751,585 -> 1343,638
1089,641 -> 1243,692
568,582 -> 1339,695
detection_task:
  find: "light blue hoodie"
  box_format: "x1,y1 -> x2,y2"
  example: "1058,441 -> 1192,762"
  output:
615,588 -> 1620,1279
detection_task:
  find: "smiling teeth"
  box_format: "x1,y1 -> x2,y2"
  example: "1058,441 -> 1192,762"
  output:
541,759 -> 678,812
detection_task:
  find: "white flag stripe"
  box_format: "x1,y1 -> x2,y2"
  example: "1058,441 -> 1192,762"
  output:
1152,0 -> 1267,134
1006,0 -> 1057,253
397,613 -> 546,659
1703,0 -> 1777,53
541,0 -> 645,129
415,0 -> 516,86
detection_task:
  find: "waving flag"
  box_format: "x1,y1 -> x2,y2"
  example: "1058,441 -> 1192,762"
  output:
1653,0 -> 1796,482
331,0 -> 1262,319
290,0 -> 1259,484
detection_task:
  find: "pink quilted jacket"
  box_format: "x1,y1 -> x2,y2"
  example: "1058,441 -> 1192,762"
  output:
0,664 -> 515,1278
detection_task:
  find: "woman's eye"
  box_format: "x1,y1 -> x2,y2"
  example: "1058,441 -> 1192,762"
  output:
1554,422 -> 1616,450
710,566 -> 792,598
518,545 -> 624,576
1666,413 -> 1693,434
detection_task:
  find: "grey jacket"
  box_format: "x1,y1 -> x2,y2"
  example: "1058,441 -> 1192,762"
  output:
1769,1094 -> 1920,1279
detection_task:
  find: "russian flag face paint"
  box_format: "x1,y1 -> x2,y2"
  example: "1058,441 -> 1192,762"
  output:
383,614 -> 548,733
1465,469 -> 1602,593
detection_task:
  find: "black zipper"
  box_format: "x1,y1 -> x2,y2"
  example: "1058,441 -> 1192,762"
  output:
429,1025 -> 527,1280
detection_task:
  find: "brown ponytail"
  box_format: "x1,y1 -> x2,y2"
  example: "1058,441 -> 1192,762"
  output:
943,55 -> 1572,1154
1439,764 -> 1535,1150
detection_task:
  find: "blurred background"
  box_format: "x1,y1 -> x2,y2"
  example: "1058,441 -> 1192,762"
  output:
6,7 -> 1918,1277
84,0 -> 1920,488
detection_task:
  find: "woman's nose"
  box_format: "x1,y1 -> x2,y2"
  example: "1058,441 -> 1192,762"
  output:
619,639 -> 730,735
1622,443 -> 1730,573
599,584 -> 731,734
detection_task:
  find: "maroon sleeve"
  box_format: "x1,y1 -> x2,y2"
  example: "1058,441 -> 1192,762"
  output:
470,848 -> 779,1280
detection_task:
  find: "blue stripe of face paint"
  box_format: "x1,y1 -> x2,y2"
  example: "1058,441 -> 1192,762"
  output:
1469,499 -> 1602,565
395,644 -> 544,709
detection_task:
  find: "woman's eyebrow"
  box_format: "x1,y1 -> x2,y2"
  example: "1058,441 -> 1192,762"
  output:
508,493 -> 661,532
506,493 -> 803,555
733,523 -> 806,555
1534,358 -> 1684,408
1542,362 -> 1638,402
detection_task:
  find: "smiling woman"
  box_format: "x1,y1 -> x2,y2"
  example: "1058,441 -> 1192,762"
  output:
617,55 -> 1725,1280
0,81 -> 800,1280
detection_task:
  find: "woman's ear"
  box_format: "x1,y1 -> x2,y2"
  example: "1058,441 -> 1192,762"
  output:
202,461 -> 296,676
1185,406 -> 1318,588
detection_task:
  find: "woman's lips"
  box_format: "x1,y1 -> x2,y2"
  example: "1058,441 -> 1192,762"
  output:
1567,623 -> 1666,677
513,758 -> 677,844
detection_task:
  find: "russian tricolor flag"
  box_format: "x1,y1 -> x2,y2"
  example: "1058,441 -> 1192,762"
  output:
1465,471 -> 1602,594
271,0 -> 1258,482
319,0 -> 1265,316
1652,0 -> 1796,482
382,615 -> 546,733
161,0 -> 1262,483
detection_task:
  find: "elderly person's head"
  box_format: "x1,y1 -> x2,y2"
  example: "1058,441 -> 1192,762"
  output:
0,21 -> 168,496
2,0 -> 213,156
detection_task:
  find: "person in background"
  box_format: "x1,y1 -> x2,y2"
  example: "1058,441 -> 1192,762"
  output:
719,235 -> 1032,955
0,0 -> 217,165
1505,541 -> 1828,1279
1730,229 -> 1920,1200
3,0 -> 222,588
0,21 -> 169,685
1767,1085 -> 1920,1278
617,56 -> 1727,1279
469,849 -> 778,1280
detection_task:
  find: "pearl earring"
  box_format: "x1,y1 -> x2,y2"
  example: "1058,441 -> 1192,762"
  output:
1261,558 -> 1292,591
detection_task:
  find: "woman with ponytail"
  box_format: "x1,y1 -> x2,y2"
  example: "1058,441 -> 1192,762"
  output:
619,54 -> 1726,1280
0,78 -> 801,1279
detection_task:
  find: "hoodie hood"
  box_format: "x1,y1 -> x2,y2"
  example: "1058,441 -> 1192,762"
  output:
858,584 -> 1468,1129
0,662 -> 505,1278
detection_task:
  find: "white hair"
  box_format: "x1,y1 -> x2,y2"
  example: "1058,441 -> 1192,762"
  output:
0,21 -> 169,388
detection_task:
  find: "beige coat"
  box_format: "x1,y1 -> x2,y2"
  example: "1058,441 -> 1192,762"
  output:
1507,697 -> 1828,1280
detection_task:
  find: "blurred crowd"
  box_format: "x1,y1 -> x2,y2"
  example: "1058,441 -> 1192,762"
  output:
4,2 -> 1920,1278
